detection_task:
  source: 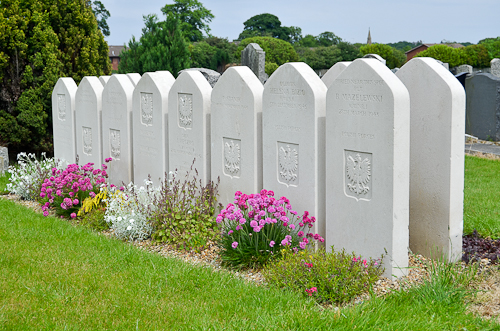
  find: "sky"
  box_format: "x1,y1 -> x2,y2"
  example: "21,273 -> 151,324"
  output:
100,0 -> 499,46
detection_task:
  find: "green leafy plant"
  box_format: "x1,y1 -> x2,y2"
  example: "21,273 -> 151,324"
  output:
150,163 -> 221,251
78,208 -> 109,232
263,247 -> 383,305
217,190 -> 324,269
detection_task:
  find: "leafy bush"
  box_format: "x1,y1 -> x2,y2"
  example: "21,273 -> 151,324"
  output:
263,247 -> 383,305
264,62 -> 279,76
150,166 -> 221,250
458,44 -> 490,67
40,160 -> 110,218
7,153 -> 66,200
479,37 -> 500,60
217,190 -> 324,269
359,43 -> 406,69
104,181 -> 156,241
297,46 -> 342,70
78,208 -> 109,232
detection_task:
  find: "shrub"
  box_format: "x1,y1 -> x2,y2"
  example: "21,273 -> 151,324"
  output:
40,159 -> 110,218
217,190 -> 324,269
359,43 -> 406,69
263,247 -> 384,305
104,180 -> 156,241
78,208 -> 109,232
150,165 -> 221,250
414,44 -> 461,67
7,153 -> 66,200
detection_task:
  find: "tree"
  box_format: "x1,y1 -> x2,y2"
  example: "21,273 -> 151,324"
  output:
119,13 -> 190,76
0,0 -> 111,155
337,41 -> 361,61
299,34 -> 318,47
189,37 -> 237,72
88,0 -> 110,37
459,44 -> 490,67
161,0 -> 214,42
479,37 -> 500,60
236,36 -> 299,75
317,31 -> 341,47
414,44 -> 461,67
238,13 -> 294,42
299,46 -> 342,70
359,43 -> 406,69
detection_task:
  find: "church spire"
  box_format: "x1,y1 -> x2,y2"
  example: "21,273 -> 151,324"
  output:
367,28 -> 372,45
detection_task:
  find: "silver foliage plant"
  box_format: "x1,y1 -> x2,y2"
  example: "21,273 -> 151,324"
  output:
7,152 -> 67,200
104,179 -> 159,241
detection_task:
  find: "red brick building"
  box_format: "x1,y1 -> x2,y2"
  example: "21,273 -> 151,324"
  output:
109,45 -> 125,71
405,43 -> 464,62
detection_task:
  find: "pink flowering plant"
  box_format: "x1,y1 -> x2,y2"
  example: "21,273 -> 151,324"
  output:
263,247 -> 384,305
40,158 -> 112,218
217,189 -> 324,269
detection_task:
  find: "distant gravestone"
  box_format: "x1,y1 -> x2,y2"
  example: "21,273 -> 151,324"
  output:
465,73 -> 500,141
456,64 -> 473,75
362,53 -> 386,66
325,58 -> 410,279
75,76 -> 104,167
263,62 -> 327,240
455,72 -> 468,88
52,77 -> 78,163
99,75 -> 110,86
397,57 -> 465,262
127,73 -> 141,87
0,146 -> 7,175
241,43 -> 268,84
168,70 -> 212,185
490,58 -> 500,78
178,68 -> 221,88
211,66 -> 264,206
321,61 -> 351,88
133,72 -> 175,186
102,74 -> 135,185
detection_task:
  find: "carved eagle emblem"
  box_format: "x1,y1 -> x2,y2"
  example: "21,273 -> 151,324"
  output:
178,94 -> 193,127
58,95 -> 66,121
224,140 -> 240,174
278,145 -> 298,182
141,93 -> 153,126
346,153 -> 371,195
110,130 -> 121,158
83,127 -> 92,155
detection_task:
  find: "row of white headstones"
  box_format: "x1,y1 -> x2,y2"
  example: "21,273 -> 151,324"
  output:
52,57 -> 464,279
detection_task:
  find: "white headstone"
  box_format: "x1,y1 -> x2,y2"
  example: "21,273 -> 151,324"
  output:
127,73 -> 141,87
396,57 -> 465,262
99,75 -> 110,86
133,72 -> 175,186
325,58 -> 410,279
456,64 -> 473,74
262,62 -> 327,240
491,58 -> 500,78
211,66 -> 264,206
168,70 -> 212,185
75,76 -> 104,167
102,74 -> 135,185
52,77 -> 78,163
362,54 -> 386,66
321,61 -> 351,89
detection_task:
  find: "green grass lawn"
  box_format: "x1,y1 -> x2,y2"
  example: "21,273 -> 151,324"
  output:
0,155 -> 499,329
464,155 -> 500,238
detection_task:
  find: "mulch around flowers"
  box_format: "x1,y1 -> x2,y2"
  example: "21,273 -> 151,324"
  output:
1,192 -> 497,315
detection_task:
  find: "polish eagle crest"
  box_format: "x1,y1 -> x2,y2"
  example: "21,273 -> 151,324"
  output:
141,93 -> 153,126
178,94 -> 193,127
83,127 -> 92,155
110,130 -> 121,158
58,95 -> 66,121
224,140 -> 240,174
278,145 -> 298,182
346,153 -> 371,195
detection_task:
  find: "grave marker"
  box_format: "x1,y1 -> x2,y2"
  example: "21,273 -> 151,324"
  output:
262,62 -> 326,240
102,74 -> 135,185
326,58 -> 410,278
133,72 -> 175,185
99,75 -> 110,86
0,146 -> 7,175
491,58 -> 500,78
241,43 -> 268,84
52,77 -> 78,163
75,76 -> 104,167
211,66 -> 263,206
456,64 -> 473,74
127,73 -> 141,86
321,61 -> 351,89
168,70 -> 212,185
397,57 -> 465,262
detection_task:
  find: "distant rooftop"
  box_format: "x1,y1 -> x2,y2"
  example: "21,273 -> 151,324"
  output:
108,45 -> 126,57
405,43 -> 464,54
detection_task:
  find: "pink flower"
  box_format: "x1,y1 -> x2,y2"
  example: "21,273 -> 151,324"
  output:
73,199 -> 79,205
305,287 -> 318,296
363,259 -> 367,267
43,211 -> 49,217
289,224 -> 295,230
239,218 -> 246,224
232,241 -> 238,249
250,220 -> 258,227
40,192 -> 46,198
105,157 -> 112,162
299,242 -> 307,249
253,226 -> 261,232
216,215 -> 223,223
228,230 -> 233,235
235,225 -> 242,231
70,213 -> 76,219
89,192 -> 96,198
297,231 -> 304,237
269,241 -> 275,247
304,262 -> 313,268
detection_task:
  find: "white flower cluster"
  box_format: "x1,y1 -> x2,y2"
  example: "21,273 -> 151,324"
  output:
104,180 -> 158,241
7,152 -> 66,200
